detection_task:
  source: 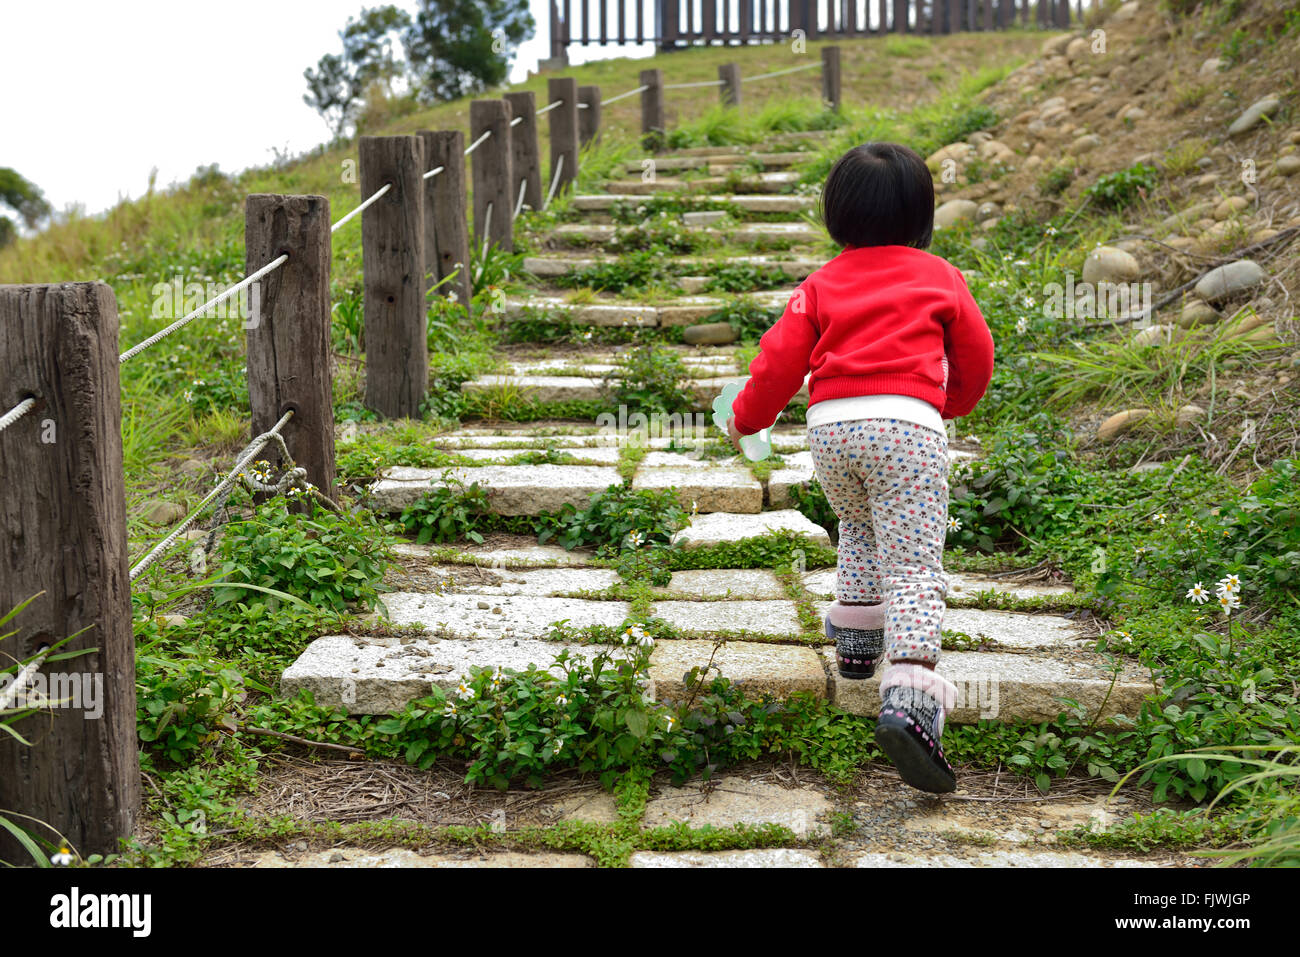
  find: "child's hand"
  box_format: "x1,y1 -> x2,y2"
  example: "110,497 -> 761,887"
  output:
727,417 -> 745,452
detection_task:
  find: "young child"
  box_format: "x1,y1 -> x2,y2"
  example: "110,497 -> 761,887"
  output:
727,142 -> 994,793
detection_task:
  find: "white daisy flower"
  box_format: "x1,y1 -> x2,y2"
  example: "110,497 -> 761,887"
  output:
1216,575 -> 1241,596
555,692 -> 569,707
948,517 -> 962,532
51,847 -> 74,866
456,680 -> 476,701
1218,592 -> 1241,616
1185,582 -> 1209,604
1016,317 -> 1028,334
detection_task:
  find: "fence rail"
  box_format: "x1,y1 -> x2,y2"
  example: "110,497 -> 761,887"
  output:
548,0 -> 1080,58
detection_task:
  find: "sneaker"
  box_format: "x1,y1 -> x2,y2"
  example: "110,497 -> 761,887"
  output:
824,603 -> 884,679
874,664 -> 957,794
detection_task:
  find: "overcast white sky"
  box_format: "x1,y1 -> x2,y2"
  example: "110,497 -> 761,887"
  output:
1,0 -> 655,221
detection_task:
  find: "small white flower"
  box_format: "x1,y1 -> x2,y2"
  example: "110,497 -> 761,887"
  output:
51,848 -> 74,866
948,517 -> 962,532
1218,592 -> 1241,616
1015,317 -> 1028,334
664,715 -> 676,732
1045,225 -> 1058,236
555,692 -> 569,707
456,680 -> 476,701
1216,575 -> 1241,596
637,632 -> 655,649
1186,582 -> 1209,604
626,529 -> 645,549
552,740 -> 563,756
183,390 -> 195,403
443,700 -> 459,717
1153,512 -> 1166,525
447,291 -> 458,303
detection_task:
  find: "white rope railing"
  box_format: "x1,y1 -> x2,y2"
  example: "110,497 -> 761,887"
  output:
0,397 -> 36,434
0,646 -> 50,712
664,78 -> 725,90
421,165 -> 445,181
603,84 -> 648,105
536,99 -> 564,116
744,62 -> 820,83
509,116 -> 524,127
128,409 -> 294,581
577,102 -> 589,109
330,182 -> 392,233
464,129 -> 493,155
118,254 -> 288,364
544,154 -> 565,211
514,178 -> 528,218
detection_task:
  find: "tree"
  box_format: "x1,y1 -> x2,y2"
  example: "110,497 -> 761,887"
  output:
0,168 -> 52,249
304,5 -> 412,138
402,0 -> 534,104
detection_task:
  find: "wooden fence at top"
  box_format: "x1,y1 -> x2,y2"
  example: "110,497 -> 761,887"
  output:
548,0 -> 1079,57
0,48 -> 854,861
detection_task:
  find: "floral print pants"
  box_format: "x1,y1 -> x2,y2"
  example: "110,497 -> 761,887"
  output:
807,418 -> 950,665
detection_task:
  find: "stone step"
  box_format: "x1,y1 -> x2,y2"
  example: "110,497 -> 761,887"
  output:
605,171 -> 801,195
551,220 -> 823,247
523,252 -> 822,281
670,509 -> 832,548
457,372 -> 808,410
501,291 -> 789,328
570,193 -> 814,213
624,151 -> 810,173
283,608 -> 1155,724
804,569 -> 1075,602
826,647 -> 1154,724
368,464 -> 622,514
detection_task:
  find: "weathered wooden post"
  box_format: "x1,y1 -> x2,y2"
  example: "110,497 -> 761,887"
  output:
0,282 -> 138,861
504,92 -> 544,215
470,99 -> 514,253
718,63 -> 741,107
419,130 -> 472,306
951,0 -> 963,31
893,0 -> 907,32
640,68 -> 665,151
821,46 -> 842,111
877,0 -> 889,33
983,0 -> 994,30
547,77 -> 579,198
360,134 -> 427,419
577,85 -> 602,147
245,194 -> 336,497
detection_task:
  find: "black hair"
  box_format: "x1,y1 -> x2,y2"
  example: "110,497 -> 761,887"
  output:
819,142 -> 935,250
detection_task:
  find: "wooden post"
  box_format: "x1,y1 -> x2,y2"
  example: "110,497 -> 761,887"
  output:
893,0 -> 907,32
640,68 -> 665,150
821,45 -> 841,110
504,92 -> 544,214
245,194 -> 336,498
0,282 -> 138,861
718,63 -> 741,106
577,85 -> 602,147
360,134 -> 427,419
547,77 -> 579,197
419,130 -> 472,306
470,99 -> 514,252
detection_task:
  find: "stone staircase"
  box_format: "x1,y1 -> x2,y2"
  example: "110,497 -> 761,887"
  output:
278,132 -> 1169,866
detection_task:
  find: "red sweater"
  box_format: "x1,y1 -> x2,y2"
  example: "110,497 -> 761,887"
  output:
730,245 -> 995,435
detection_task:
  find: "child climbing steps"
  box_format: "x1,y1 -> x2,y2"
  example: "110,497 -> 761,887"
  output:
726,141 -> 994,794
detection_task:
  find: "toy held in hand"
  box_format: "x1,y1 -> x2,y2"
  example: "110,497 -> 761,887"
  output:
711,378 -> 772,461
